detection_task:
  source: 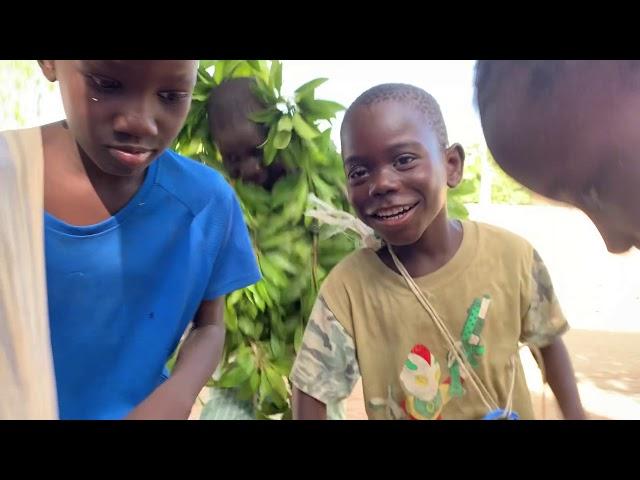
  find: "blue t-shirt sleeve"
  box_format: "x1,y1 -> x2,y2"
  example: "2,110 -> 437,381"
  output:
204,189 -> 261,300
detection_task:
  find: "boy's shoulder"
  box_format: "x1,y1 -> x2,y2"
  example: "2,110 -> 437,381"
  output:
321,247 -> 380,290
472,219 -> 532,246
470,219 -> 534,261
154,149 -> 235,215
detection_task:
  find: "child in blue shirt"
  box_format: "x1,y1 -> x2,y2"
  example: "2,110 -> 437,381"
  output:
10,60 -> 260,419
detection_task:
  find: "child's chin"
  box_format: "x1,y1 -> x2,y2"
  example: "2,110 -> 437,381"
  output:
383,233 -> 421,248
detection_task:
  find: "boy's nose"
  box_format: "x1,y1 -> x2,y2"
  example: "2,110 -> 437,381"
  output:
113,103 -> 159,140
370,167 -> 400,197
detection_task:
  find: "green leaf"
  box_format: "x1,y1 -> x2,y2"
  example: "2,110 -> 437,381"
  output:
273,130 -> 292,150
192,117 -> 210,141
253,78 -> 278,105
258,256 -> 288,288
247,286 -> 266,312
227,289 -> 244,307
223,60 -> 243,77
199,60 -> 216,71
268,253 -> 298,274
247,60 -> 262,71
236,346 -> 257,376
270,173 -> 302,208
218,363 -> 251,388
294,78 -> 328,101
285,176 -> 309,221
235,382 -> 254,401
451,179 -> 476,196
265,364 -> 288,401
258,369 -> 273,403
292,113 -> 319,140
249,370 -> 260,392
262,280 -> 281,305
224,305 -> 238,332
248,108 -> 280,125
300,99 -> 345,120
243,299 -> 258,321
263,124 -> 278,165
447,198 -> 469,220
277,115 -> 293,132
303,137 -> 322,162
260,227 -> 307,251
272,355 -> 294,376
235,181 -> 271,206
239,316 -> 256,338
213,61 -> 226,84
197,68 -> 214,87
254,321 -> 264,339
256,281 -> 272,308
269,310 -> 287,338
192,92 -> 209,102
312,173 -> 339,202
270,333 -> 285,358
269,60 -> 283,93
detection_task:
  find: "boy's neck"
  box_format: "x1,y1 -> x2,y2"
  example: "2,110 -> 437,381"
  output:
379,209 -> 464,278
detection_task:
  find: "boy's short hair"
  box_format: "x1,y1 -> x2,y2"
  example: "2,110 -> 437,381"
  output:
207,77 -> 266,132
341,83 -> 449,149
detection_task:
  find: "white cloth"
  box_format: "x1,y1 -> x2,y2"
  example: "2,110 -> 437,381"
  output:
0,127 -> 57,419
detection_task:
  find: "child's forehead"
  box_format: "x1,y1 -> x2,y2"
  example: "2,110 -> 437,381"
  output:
341,103 -> 442,161
342,100 -> 434,143
217,120 -> 263,142
80,60 -> 196,80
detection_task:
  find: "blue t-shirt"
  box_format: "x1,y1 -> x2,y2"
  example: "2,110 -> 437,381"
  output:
45,150 -> 261,419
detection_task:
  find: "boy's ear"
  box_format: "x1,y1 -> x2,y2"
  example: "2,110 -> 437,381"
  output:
445,143 -> 465,188
38,61 -> 57,82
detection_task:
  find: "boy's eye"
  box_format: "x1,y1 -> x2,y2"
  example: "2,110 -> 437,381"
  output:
86,74 -> 120,91
348,166 -> 368,181
394,155 -> 416,168
158,91 -> 191,102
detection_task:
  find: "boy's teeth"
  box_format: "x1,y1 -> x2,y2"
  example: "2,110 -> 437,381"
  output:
377,205 -> 411,217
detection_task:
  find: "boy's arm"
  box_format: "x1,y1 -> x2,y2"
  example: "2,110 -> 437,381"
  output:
293,389 -> 327,420
539,337 -> 586,419
126,297 -> 225,420
291,295 -> 360,420
522,249 -> 585,419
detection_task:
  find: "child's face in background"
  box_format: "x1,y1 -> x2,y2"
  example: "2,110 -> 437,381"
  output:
40,60 -> 197,177
480,61 -> 640,253
341,101 -> 463,246
210,114 -> 269,186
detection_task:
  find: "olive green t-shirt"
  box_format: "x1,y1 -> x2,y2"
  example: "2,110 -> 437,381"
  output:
291,221 -> 568,420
